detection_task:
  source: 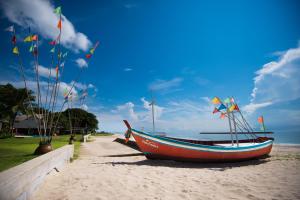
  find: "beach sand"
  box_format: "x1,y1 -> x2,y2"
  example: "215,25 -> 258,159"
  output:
33,135 -> 300,200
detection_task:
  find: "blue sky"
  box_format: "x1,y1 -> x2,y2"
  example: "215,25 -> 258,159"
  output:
0,0 -> 300,142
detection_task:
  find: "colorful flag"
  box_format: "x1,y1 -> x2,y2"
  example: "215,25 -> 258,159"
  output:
57,19 -> 62,30
218,103 -> 226,111
50,47 -> 55,53
234,104 -> 240,111
212,107 -> 219,114
24,35 -> 33,42
223,98 -> 230,104
85,54 -> 92,59
55,65 -> 59,77
220,112 -> 226,119
54,6 -> 62,15
49,40 -> 56,45
5,25 -> 14,32
258,116 -> 264,124
11,35 -> 16,44
230,97 -> 235,103
211,97 -> 221,104
31,35 -> 38,41
60,62 -> 65,67
229,104 -> 235,112
62,52 -> 68,58
29,44 -> 34,52
12,47 -> 19,54
58,52 -> 62,58
90,48 -> 95,54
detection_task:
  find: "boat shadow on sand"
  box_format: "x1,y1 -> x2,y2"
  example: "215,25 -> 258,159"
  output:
93,138 -> 271,171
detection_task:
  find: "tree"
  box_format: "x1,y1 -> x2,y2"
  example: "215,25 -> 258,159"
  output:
60,108 -> 98,132
0,84 -> 35,135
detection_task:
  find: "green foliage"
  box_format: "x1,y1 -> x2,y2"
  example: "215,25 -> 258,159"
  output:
0,84 -> 35,135
60,108 -> 98,131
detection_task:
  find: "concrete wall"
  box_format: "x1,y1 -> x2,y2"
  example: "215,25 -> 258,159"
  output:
82,134 -> 91,143
0,145 -> 74,200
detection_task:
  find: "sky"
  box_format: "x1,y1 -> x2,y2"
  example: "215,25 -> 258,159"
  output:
0,0 -> 300,143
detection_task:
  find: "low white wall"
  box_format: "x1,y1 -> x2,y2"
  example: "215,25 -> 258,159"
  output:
0,144 -> 74,200
82,134 -> 91,143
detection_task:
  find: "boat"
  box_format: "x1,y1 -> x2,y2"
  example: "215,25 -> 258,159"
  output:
123,120 -> 274,162
122,97 -> 274,162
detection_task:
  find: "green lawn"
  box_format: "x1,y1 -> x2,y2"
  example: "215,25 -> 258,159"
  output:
0,135 -> 82,172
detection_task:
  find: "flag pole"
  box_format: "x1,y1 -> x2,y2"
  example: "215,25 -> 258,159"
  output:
225,103 -> 234,146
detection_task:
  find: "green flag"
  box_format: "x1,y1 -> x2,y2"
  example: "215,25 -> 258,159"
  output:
50,47 -> 55,53
29,45 -> 34,52
54,6 -> 62,15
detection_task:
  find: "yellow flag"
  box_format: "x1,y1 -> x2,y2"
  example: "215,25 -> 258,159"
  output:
211,97 -> 221,104
24,35 -> 32,42
13,47 -> 19,54
229,104 -> 235,112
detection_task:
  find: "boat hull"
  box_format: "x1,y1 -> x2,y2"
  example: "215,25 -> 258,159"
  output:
131,129 -> 273,162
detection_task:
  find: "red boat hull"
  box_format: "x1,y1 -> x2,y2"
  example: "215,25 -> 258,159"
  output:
131,130 -> 273,162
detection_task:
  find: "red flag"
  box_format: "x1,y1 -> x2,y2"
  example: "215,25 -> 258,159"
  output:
212,108 -> 219,114
49,40 -> 56,45
85,54 -> 92,59
57,19 -> 62,30
31,35 -> 38,41
234,104 -> 240,111
258,116 -> 264,124
11,35 -> 16,44
220,113 -> 226,119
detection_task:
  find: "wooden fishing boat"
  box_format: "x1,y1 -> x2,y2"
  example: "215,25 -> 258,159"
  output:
123,120 -> 274,162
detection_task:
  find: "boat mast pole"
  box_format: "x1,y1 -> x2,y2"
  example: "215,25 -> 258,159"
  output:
226,103 -> 234,146
232,110 -> 239,147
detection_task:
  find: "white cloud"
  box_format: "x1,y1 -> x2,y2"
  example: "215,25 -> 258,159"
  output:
0,0 -> 91,52
246,43 -> 300,113
75,58 -> 88,68
149,77 -> 183,91
81,104 -> 88,111
114,102 -> 138,121
37,65 -> 57,78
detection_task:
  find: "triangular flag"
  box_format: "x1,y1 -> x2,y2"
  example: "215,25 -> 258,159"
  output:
229,104 -> 235,112
85,54 -> 92,59
29,44 -> 34,52
258,116 -> 264,124
62,52 -> 68,58
55,65 -> 59,78
11,35 -> 16,44
24,35 -> 32,42
57,19 -> 62,30
60,62 -> 65,67
212,107 -> 219,114
54,6 -> 62,15
49,40 -> 56,45
218,103 -> 226,111
223,98 -> 230,104
31,35 -> 38,41
58,52 -> 62,58
230,97 -> 235,103
90,48 -> 95,54
211,97 -> 221,104
5,25 -> 14,32
13,47 -> 19,54
234,104 -> 240,111
50,47 -> 55,53
220,112 -> 226,119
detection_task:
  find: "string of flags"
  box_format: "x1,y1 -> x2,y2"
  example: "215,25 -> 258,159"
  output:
211,96 -> 240,119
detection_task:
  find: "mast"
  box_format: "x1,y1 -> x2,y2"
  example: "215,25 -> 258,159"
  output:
226,103 -> 234,146
232,110 -> 239,147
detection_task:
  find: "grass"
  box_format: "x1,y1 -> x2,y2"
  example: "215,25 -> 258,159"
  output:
0,134 -> 83,172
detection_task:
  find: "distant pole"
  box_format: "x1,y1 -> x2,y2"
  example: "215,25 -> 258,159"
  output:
150,91 -> 155,134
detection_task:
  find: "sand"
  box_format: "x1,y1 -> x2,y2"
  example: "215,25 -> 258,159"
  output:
33,135 -> 300,200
